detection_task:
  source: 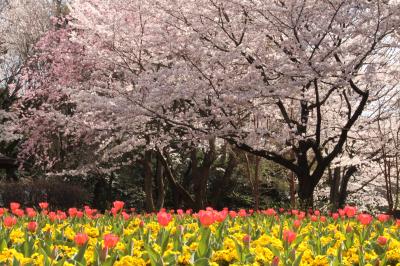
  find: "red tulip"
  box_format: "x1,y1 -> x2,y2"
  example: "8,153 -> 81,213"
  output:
229,211 -> 237,218
265,208 -> 276,216
177,209 -> 184,215
122,212 -> 130,221
293,219 -> 301,229
113,201 -> 124,211
283,230 -> 296,244
0,208 -> 5,216
396,219 -> 400,227
314,210 -> 320,216
10,202 -> 20,211
57,211 -> 67,220
198,210 -> 215,227
332,213 -> 339,220
39,202 -> 49,209
85,208 -> 94,217
48,212 -> 57,222
344,205 -> 357,218
238,209 -> 247,217
320,216 -> 326,222
103,233 -> 119,249
215,211 -> 227,222
297,211 -> 306,220
157,211 -> 172,227
377,214 -> 390,223
13,209 -> 24,217
74,233 -> 89,246
27,209 -> 36,218
4,216 -> 17,228
377,236 -> 387,246
27,221 -> 37,232
357,213 -> 373,225
68,208 -> 78,217
111,208 -> 118,216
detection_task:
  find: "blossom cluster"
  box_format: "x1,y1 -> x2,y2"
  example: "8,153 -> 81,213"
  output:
0,202 -> 400,265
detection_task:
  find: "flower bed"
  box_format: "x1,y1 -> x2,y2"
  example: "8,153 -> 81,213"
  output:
0,202 -> 399,265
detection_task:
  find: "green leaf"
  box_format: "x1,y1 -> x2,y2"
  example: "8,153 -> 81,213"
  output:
266,244 -> 281,258
144,243 -> 163,266
292,251 -> 304,266
194,257 -> 210,266
0,239 -> 7,252
12,258 -> 20,266
197,227 -> 211,258
160,230 -> 170,255
74,242 -> 88,263
230,237 -> 244,262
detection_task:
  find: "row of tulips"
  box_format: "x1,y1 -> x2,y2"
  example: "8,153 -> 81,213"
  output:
0,201 -> 399,265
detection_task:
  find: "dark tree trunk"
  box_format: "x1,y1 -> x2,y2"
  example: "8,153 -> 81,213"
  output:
191,138 -> 216,210
143,150 -> 155,212
337,166 -> 357,208
157,149 -> 196,209
5,167 -> 18,181
155,156 -> 165,210
297,176 -> 316,209
92,177 -> 108,212
211,150 -> 237,209
328,166 -> 357,210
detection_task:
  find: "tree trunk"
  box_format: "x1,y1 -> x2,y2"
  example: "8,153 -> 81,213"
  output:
155,156 -> 165,210
191,138 -> 216,210
211,150 -> 237,209
289,171 -> 296,209
329,167 -> 341,210
254,157 -> 261,210
245,153 -> 261,210
337,166 -> 357,209
92,176 -> 108,212
157,149 -> 196,208
5,167 -> 18,181
143,150 -> 155,212
297,177 -> 316,209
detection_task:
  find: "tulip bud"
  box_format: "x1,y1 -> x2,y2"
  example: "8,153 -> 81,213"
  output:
272,256 -> 280,266
377,236 -> 387,246
243,234 -> 251,245
27,221 -> 37,232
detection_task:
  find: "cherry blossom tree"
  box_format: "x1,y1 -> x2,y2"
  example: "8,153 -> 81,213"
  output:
0,0 -> 67,178
65,0 -> 400,207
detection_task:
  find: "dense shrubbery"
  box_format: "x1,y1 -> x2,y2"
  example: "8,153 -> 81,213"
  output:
0,179 -> 89,209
